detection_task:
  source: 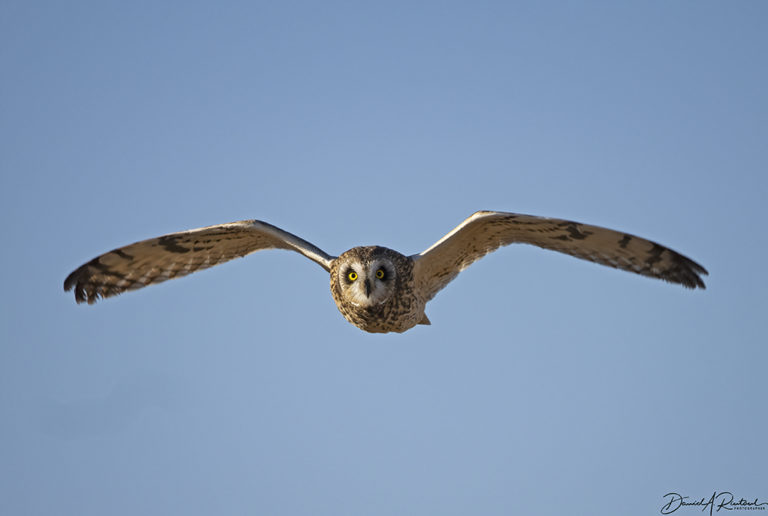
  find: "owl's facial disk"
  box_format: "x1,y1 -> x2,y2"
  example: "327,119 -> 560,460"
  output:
340,259 -> 396,308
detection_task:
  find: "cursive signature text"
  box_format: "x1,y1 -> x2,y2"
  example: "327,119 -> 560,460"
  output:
661,492 -> 768,515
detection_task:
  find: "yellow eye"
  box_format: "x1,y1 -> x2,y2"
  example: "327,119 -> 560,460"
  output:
347,271 -> 358,281
375,268 -> 385,279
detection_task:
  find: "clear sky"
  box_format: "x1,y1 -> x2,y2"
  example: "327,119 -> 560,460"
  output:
2,1 -> 766,515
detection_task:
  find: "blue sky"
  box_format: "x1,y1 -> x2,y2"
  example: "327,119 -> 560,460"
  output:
1,1 -> 767,515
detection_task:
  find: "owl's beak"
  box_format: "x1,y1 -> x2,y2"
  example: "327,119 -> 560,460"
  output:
364,278 -> 371,298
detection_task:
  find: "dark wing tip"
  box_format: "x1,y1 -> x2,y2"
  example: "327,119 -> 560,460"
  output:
666,252 -> 708,290
64,264 -> 100,304
64,258 -> 130,305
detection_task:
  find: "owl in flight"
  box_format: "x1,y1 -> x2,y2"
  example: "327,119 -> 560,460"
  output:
65,211 -> 707,333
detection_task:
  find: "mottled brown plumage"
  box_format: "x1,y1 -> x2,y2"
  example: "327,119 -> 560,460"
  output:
64,211 -> 708,333
329,247 -> 427,333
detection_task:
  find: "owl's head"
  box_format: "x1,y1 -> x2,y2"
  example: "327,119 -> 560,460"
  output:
334,247 -> 400,308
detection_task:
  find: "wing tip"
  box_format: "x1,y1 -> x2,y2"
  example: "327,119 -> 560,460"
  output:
666,253 -> 708,290
64,268 -> 88,304
63,264 -> 114,305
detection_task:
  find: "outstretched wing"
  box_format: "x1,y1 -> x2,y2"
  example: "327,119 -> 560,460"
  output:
411,211 -> 707,302
64,220 -> 336,304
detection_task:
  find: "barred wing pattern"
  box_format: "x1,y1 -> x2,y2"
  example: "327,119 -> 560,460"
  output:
412,211 -> 708,302
64,220 -> 335,304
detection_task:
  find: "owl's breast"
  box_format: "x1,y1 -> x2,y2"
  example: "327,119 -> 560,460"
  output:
334,294 -> 424,334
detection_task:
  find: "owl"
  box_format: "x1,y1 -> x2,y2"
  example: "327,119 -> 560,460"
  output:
64,211 -> 707,333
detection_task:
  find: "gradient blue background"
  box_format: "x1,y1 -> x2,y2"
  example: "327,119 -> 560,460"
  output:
2,2 -> 766,515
